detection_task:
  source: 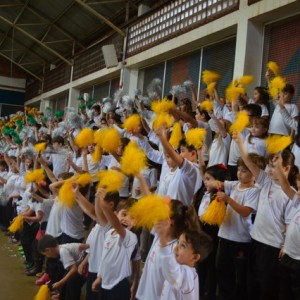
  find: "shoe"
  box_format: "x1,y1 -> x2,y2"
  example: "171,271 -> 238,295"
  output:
51,294 -> 59,300
18,247 -> 23,252
26,268 -> 41,276
35,273 -> 50,285
35,272 -> 44,278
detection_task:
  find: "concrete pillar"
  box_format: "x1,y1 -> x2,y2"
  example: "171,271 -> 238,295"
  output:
233,15 -> 264,93
40,99 -> 50,112
68,87 -> 80,108
121,67 -> 139,98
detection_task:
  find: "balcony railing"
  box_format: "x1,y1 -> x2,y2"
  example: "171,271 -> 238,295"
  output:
127,0 -> 239,56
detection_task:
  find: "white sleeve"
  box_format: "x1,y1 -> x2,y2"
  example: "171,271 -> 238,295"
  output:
138,137 -> 165,164
100,155 -> 111,167
148,130 -> 160,146
148,168 -> 158,187
60,247 -> 76,269
280,107 -> 298,131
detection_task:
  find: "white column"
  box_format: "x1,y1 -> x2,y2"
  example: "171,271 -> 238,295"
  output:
122,67 -> 139,97
68,87 -> 80,109
233,15 -> 264,93
40,99 -> 50,112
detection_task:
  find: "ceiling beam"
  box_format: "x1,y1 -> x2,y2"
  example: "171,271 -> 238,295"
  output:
0,52 -> 42,81
74,0 -> 125,37
0,16 -> 72,66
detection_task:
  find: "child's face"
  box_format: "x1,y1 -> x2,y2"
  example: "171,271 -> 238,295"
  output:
165,153 -> 177,170
53,142 -> 61,151
116,209 -> 135,230
204,172 -> 216,193
225,100 -> 232,111
282,92 -> 292,103
250,123 -> 267,138
42,247 -> 59,258
88,144 -> 95,153
237,166 -> 254,185
173,234 -> 200,267
253,89 -> 260,102
0,164 -> 6,172
179,146 -> 194,162
25,158 -> 32,169
116,145 -> 124,156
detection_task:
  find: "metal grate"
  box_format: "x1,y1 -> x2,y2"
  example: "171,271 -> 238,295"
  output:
127,0 -> 239,56
43,64 -> 72,93
262,16 -> 300,112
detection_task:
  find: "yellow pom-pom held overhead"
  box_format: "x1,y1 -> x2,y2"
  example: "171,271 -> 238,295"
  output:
201,195 -> 226,226
91,144 -> 102,163
185,128 -> 206,149
25,168 -> 46,184
202,70 -> 220,85
238,75 -> 254,87
268,76 -> 286,99
34,142 -> 47,154
59,180 -> 75,207
199,100 -> 214,112
75,172 -> 92,187
225,83 -> 245,102
75,128 -> 94,148
169,123 -> 183,149
121,141 -> 147,176
100,128 -> 121,153
230,111 -> 250,134
265,135 -> 292,154
123,114 -> 141,132
206,82 -> 216,98
152,113 -> 174,130
8,215 -> 24,233
34,284 -> 50,300
267,61 -> 280,77
128,194 -> 171,230
151,99 -> 176,114
97,170 -> 125,193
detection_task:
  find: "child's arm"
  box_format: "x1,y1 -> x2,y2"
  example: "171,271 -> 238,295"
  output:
156,126 -> 183,168
136,173 -> 151,196
81,147 -> 88,172
78,254 -> 88,276
169,108 -> 198,128
232,132 -> 261,179
72,182 -> 97,220
273,155 -> 296,199
52,263 -> 78,291
98,188 -> 126,237
94,189 -> 109,226
39,156 -> 57,183
197,147 -> 206,178
209,112 -> 228,138
216,191 -> 253,218
23,210 -> 44,223
130,260 -> 140,300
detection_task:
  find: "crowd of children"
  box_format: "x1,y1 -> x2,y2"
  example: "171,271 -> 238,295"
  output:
0,67 -> 299,300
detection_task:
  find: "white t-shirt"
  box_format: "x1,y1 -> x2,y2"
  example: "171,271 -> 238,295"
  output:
101,155 -> 129,197
46,197 -> 63,238
284,203 -> 300,260
198,192 -> 211,219
218,181 -> 260,243
86,223 -> 111,273
157,168 -> 176,196
197,121 -> 212,162
60,202 -> 84,240
244,133 -> 267,157
159,246 -> 199,300
131,168 -> 157,199
222,106 -> 234,123
166,160 -> 202,206
269,103 -> 298,136
49,152 -> 68,178
59,243 -> 85,269
29,199 -> 52,223
136,235 -> 177,300
208,134 -> 231,167
292,143 -> 300,171
251,170 -> 299,248
228,129 -> 248,166
248,99 -> 269,117
99,229 -> 138,289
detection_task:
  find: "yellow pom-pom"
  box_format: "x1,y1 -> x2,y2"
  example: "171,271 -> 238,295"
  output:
25,169 -> 45,184
238,75 -> 254,86
121,141 -> 147,176
185,128 -> 206,149
123,114 -> 141,132
128,194 -> 171,230
97,170 -> 125,193
8,215 -> 24,233
152,113 -> 174,129
266,135 -> 292,154
151,99 -> 176,114
101,128 -> 121,153
59,180 -> 75,207
267,61 -> 280,76
91,144 -> 102,163
75,128 -> 94,148
225,84 -> 245,102
201,197 -> 226,226
230,111 -> 250,133
206,82 -> 216,97
34,284 -> 50,300
199,100 -> 214,112
76,173 -> 92,187
169,123 -> 183,149
94,129 -> 105,147
268,76 -> 286,99
34,142 -> 47,154
202,70 -> 220,85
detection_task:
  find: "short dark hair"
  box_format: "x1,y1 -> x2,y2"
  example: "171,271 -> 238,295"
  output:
283,83 -> 295,95
237,153 -> 266,171
52,136 -> 64,145
179,139 -> 196,152
116,198 -> 136,212
93,105 -> 101,113
183,229 -> 213,264
38,234 -> 58,253
243,104 -> 262,118
105,191 -> 120,210
58,172 -> 74,180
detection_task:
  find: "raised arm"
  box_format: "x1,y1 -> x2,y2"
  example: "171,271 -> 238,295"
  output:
169,108 -> 198,128
39,156 -> 57,183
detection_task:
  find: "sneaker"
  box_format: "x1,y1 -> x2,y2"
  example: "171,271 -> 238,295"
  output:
35,273 -> 50,285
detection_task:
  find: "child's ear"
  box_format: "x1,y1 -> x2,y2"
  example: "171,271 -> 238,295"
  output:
193,253 -> 201,264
